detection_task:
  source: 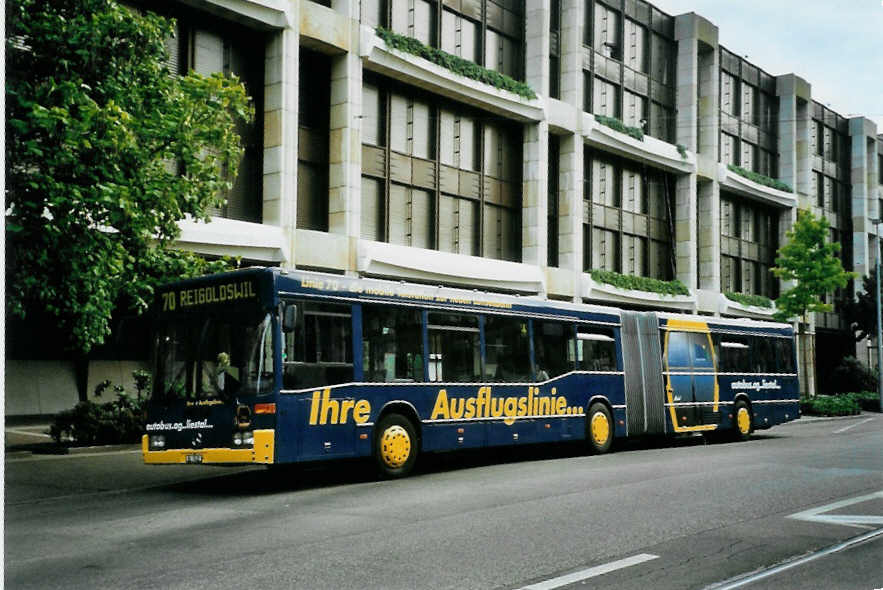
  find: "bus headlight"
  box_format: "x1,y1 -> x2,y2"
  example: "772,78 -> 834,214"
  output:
149,435 -> 166,449
233,431 -> 254,446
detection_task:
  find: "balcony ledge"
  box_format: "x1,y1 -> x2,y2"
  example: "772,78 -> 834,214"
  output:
583,113 -> 695,175
718,164 -> 797,209
357,240 -> 544,293
719,293 -> 778,319
175,217 -> 288,262
582,274 -> 696,311
361,26 -> 544,123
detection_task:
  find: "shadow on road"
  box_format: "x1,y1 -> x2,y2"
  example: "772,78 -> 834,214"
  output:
162,431 -> 784,496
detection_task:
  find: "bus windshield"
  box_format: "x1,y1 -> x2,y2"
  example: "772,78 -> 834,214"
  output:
153,310 -> 274,401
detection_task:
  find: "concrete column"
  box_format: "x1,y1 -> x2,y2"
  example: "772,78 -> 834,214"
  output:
850,117 -> 879,279
673,14 -> 717,291
775,74 -> 810,193
523,121 -> 549,271
674,173 -> 697,290
327,16 -> 363,271
559,0 -> 584,110
558,134 -> 584,300
524,2 -> 550,99
795,100 -> 812,199
697,179 -> 720,291
262,20 -> 299,266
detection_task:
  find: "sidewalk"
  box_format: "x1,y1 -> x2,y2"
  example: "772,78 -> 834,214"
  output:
5,422 -> 139,456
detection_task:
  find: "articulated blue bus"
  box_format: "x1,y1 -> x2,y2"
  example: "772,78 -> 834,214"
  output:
143,267 -> 800,477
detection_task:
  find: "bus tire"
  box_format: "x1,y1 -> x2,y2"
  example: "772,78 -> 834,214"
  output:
587,403 -> 614,454
374,413 -> 418,478
733,400 -> 752,441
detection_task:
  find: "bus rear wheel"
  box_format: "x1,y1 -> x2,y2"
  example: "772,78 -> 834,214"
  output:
374,413 -> 418,478
587,403 -> 613,454
733,400 -> 752,441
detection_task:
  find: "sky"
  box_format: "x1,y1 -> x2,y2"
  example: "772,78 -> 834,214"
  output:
648,0 -> 883,130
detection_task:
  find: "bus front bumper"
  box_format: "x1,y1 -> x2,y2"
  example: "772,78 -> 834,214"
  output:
142,429 -> 275,465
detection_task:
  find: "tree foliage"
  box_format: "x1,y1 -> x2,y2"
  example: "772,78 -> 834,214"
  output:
772,211 -> 855,323
839,270 -> 878,342
6,0 -> 253,352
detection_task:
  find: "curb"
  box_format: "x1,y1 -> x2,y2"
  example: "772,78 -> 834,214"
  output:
786,412 -> 877,425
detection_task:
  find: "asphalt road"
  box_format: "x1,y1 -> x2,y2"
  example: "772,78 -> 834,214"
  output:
5,415 -> 883,590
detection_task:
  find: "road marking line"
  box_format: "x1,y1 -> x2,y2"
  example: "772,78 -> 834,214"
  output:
833,417 -> 874,434
6,428 -> 52,438
703,528 -> 883,590
788,490 -> 883,528
517,553 -> 659,590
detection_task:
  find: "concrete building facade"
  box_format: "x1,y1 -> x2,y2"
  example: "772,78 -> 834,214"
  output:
6,0 -> 882,415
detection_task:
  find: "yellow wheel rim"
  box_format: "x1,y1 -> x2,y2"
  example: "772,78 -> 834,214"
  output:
591,412 -> 610,446
380,425 -> 411,469
737,407 -> 751,435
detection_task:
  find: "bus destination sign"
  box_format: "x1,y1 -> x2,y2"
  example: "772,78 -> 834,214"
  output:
159,279 -> 257,312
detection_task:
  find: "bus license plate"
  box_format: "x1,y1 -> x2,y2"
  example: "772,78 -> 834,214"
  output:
186,454 -> 203,464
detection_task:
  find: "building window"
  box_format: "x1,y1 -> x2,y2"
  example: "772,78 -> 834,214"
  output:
298,48 -> 331,231
720,194 -> 778,297
384,0 -> 524,82
624,19 -> 647,73
361,75 -> 522,262
163,9 -> 265,223
586,150 -> 674,280
593,2 -> 621,59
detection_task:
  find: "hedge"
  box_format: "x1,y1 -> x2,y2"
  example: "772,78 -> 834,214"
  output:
375,27 -> 537,99
591,269 -> 690,296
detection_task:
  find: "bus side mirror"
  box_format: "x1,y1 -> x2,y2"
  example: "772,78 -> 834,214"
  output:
282,304 -> 297,333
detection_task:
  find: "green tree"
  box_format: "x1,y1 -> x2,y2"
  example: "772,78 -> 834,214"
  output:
6,0 -> 253,352
772,211 -> 854,323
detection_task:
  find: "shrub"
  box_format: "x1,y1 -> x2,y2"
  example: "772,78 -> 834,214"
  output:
727,164 -> 793,193
50,374 -> 148,445
800,395 -> 860,416
828,357 -> 878,394
591,269 -> 690,296
375,27 -> 536,99
724,291 -> 774,309
594,114 -> 644,141
852,391 -> 881,413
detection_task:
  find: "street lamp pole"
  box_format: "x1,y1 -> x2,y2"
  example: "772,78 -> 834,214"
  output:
872,219 -> 883,411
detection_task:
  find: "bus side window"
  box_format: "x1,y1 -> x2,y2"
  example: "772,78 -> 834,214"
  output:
427,313 -> 481,383
576,327 -> 616,371
717,335 -> 750,372
775,338 -> 796,373
532,320 -> 575,380
484,315 -> 530,382
283,301 -> 353,389
362,305 -> 423,382
752,336 -> 774,373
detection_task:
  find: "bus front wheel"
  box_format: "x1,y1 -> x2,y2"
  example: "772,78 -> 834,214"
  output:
587,403 -> 614,454
374,413 -> 418,478
733,400 -> 752,441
